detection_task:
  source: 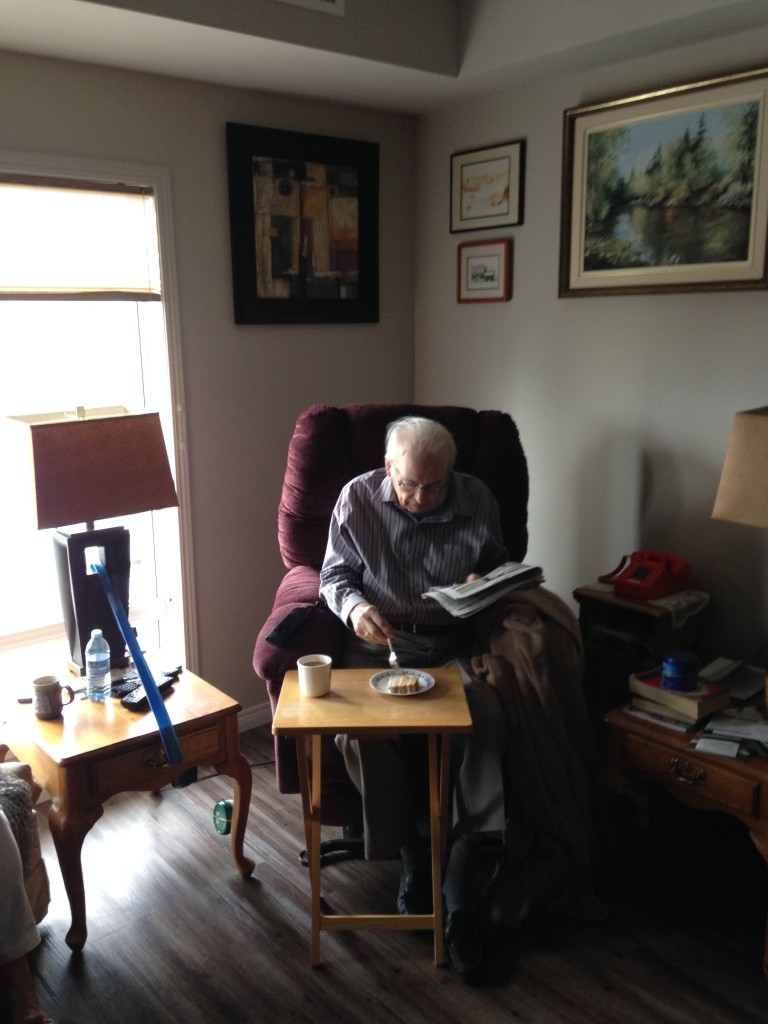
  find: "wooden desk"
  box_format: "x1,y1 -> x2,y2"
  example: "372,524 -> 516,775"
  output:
2,671 -> 255,951
272,666 -> 472,966
604,707 -> 768,976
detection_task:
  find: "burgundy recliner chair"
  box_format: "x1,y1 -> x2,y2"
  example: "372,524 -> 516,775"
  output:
252,403 -> 529,858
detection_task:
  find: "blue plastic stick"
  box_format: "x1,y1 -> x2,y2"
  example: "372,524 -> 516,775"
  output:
90,559 -> 183,766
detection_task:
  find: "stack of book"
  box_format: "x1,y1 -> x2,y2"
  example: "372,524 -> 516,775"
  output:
628,666 -> 730,728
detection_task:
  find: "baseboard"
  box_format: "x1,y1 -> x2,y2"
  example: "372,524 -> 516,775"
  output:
237,701 -> 272,733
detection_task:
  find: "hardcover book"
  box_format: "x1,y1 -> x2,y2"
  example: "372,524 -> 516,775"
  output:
628,668 -> 729,723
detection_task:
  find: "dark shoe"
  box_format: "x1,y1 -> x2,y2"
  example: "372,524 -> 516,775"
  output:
397,868 -> 432,915
444,910 -> 484,983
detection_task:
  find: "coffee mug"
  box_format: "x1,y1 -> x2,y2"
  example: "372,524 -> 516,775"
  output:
297,654 -> 332,697
32,675 -> 75,720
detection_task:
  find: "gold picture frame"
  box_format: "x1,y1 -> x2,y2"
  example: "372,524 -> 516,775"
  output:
559,66 -> 768,296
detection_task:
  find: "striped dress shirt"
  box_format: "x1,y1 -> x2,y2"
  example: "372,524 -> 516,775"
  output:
319,468 -> 508,627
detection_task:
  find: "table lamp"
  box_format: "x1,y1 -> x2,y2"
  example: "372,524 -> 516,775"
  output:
712,406 -> 768,530
7,407 -> 179,673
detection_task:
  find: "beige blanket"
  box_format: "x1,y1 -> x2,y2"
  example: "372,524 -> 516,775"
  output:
471,587 -> 607,928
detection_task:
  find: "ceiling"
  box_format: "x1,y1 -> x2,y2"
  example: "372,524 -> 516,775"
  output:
3,0 -> 768,114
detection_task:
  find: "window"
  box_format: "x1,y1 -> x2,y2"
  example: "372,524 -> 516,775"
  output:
0,160 -> 195,672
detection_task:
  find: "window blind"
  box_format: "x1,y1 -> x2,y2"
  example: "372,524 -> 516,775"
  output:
0,179 -> 161,298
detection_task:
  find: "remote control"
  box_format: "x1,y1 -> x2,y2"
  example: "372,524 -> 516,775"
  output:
265,606 -> 312,646
121,676 -> 175,711
111,678 -> 142,699
112,665 -> 182,700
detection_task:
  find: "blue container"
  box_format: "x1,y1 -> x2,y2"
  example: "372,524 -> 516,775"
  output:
661,650 -> 699,692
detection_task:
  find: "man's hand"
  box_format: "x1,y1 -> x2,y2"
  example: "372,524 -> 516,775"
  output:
349,602 -> 392,645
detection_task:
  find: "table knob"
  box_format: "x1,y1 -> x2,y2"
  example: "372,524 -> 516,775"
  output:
667,756 -> 706,786
142,748 -> 169,770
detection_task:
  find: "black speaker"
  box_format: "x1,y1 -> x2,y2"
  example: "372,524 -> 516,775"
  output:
53,526 -> 131,672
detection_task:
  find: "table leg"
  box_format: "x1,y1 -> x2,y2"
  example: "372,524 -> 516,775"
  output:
294,735 -> 323,965
47,797 -> 103,951
294,737 -> 313,856
217,747 -> 256,879
748,829 -> 768,977
428,733 -> 445,966
309,734 -> 323,966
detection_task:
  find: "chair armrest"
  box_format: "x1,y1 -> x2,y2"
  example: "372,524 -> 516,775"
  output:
253,564 -> 350,799
253,565 -> 347,691
0,761 -> 51,922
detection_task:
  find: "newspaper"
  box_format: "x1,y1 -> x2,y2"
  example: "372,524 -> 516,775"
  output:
422,561 -> 544,618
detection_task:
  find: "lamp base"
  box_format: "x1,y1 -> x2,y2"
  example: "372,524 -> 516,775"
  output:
53,526 -> 131,671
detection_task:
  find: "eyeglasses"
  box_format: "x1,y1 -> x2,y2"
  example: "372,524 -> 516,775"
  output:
393,470 -> 447,496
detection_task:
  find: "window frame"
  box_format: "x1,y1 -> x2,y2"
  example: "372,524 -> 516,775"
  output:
0,148 -> 198,673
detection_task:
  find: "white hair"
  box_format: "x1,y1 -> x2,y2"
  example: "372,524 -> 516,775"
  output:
385,416 -> 456,467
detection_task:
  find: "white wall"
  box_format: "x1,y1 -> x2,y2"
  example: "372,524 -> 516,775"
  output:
416,28 -> 768,662
0,52 -> 416,713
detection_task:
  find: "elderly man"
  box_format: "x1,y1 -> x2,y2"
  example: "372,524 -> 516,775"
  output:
0,809 -> 55,1024
319,415 -> 510,981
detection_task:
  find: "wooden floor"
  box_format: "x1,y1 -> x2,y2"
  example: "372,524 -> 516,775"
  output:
21,725 -> 768,1024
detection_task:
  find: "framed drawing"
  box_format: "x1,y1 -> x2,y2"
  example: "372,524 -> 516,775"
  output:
226,122 -> 379,323
457,239 -> 511,303
560,66 -> 768,297
450,140 -> 525,233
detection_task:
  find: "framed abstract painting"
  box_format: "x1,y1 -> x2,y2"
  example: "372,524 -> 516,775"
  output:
226,122 -> 379,323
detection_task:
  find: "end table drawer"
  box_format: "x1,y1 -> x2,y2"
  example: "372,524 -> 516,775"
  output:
94,725 -> 226,796
623,732 -> 760,818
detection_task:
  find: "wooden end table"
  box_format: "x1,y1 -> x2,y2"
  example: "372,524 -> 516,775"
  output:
604,706 -> 768,976
2,670 -> 255,951
272,666 -> 472,967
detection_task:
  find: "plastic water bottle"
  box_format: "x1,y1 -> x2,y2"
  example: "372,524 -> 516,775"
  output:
85,628 -> 111,702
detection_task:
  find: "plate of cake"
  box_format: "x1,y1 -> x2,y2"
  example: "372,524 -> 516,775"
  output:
369,669 -> 435,697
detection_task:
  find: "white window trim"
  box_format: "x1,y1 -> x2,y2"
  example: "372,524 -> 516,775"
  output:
0,148 -> 199,674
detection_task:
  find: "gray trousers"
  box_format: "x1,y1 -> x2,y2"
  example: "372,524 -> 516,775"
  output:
336,629 -> 508,861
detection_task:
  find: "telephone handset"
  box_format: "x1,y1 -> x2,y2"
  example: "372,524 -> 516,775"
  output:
599,550 -> 690,600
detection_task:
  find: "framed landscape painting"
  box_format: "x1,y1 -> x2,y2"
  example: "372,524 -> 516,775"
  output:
226,123 -> 379,323
559,67 -> 768,296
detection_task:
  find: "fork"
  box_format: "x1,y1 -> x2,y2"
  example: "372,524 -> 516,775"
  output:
387,638 -> 401,671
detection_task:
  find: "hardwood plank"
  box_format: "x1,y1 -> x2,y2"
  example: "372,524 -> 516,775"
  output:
18,726 -> 768,1024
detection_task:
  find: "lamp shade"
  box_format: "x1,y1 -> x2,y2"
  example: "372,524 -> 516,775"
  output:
712,406 -> 768,529
9,408 -> 178,528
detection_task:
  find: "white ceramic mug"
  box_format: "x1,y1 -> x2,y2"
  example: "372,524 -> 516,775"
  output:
297,654 -> 332,697
32,675 -> 75,720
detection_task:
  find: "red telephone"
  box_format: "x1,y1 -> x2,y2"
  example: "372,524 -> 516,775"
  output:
599,550 -> 690,600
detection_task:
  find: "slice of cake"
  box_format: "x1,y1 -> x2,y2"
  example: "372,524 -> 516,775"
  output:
387,672 -> 419,694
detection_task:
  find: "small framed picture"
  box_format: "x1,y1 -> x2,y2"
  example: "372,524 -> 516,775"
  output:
457,239 -> 512,303
450,140 -> 525,233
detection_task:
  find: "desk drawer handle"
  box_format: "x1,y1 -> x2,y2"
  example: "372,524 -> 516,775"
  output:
667,756 -> 706,786
142,748 -> 169,770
